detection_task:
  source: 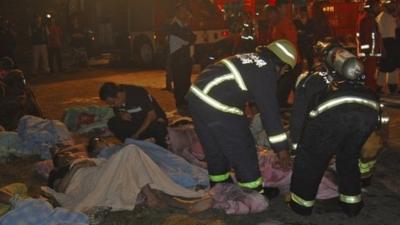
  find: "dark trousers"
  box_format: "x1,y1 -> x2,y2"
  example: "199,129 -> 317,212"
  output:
48,47 -> 63,73
165,56 -> 173,90
188,97 -> 262,190
107,117 -> 168,148
290,106 -> 378,216
169,49 -> 192,108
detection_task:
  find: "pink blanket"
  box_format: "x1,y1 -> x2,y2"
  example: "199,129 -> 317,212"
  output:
210,183 -> 269,215
258,150 -> 338,200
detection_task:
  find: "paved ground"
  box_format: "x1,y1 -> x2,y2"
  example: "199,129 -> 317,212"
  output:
2,68 -> 400,225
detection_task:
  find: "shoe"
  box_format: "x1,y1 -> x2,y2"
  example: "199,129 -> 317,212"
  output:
261,187 -> 280,200
340,201 -> 364,217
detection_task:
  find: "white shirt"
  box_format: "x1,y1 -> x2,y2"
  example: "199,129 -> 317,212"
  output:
376,11 -> 397,38
169,17 -> 189,54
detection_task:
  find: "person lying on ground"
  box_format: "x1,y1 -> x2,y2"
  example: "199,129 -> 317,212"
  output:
44,144 -> 207,212
86,136 -> 209,189
99,82 -> 168,148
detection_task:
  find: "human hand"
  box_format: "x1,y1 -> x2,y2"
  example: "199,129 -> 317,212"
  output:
279,65 -> 290,76
119,111 -> 132,121
277,150 -> 293,171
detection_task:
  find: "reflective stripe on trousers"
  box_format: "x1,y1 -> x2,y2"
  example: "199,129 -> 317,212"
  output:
340,194 -> 362,204
359,159 -> 376,174
290,192 -> 315,208
209,172 -> 231,182
238,177 -> 263,190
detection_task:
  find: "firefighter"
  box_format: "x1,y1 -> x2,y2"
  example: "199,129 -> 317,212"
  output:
187,39 -> 297,195
356,0 -> 382,92
289,42 -> 385,217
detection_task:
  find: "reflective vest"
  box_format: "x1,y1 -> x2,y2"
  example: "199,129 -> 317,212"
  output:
190,57 -> 289,148
190,59 -> 248,116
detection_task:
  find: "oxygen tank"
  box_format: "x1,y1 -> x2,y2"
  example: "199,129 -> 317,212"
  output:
315,41 -> 364,81
325,47 -> 364,81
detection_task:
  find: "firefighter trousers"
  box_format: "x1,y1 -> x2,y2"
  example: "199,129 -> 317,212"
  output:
290,105 -> 378,216
188,98 -> 262,191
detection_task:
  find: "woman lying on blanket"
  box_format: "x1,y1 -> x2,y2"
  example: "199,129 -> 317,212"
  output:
46,143 -> 213,213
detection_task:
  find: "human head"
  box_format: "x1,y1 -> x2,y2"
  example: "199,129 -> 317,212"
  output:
382,0 -> 396,15
298,6 -> 308,19
266,39 -> 298,69
264,5 -> 280,25
175,2 -> 192,24
34,14 -> 42,24
0,57 -> 14,71
4,69 -> 26,95
99,82 -> 125,107
87,136 -> 107,157
53,151 -> 75,168
275,2 -> 287,17
77,112 -> 96,126
365,0 -> 381,15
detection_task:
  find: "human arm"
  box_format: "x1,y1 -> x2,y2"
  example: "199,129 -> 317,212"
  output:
290,73 -> 327,149
168,23 -> 196,44
250,68 -> 292,169
133,109 -> 157,138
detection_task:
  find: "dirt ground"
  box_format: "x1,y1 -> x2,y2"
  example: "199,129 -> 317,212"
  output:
1,68 -> 400,225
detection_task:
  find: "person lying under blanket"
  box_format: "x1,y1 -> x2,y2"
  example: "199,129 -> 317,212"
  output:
87,137 -> 209,189
44,143 -> 209,212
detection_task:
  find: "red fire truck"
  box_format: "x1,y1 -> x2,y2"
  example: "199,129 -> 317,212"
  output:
213,0 -> 363,47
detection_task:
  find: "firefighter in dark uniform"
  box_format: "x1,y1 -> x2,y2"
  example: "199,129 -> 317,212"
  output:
187,39 -> 297,193
99,82 -> 168,148
289,42 -> 386,217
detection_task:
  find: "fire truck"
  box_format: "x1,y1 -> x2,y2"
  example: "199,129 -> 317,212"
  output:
83,0 -> 229,66
213,0 -> 363,47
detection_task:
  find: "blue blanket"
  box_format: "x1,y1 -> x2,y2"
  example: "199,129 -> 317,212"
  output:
18,116 -> 73,159
0,198 -> 88,225
98,139 -> 209,189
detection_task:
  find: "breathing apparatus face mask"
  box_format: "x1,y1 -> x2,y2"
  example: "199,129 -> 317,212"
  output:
314,41 -> 365,82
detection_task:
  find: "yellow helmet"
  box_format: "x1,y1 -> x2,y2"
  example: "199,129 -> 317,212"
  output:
266,39 -> 297,69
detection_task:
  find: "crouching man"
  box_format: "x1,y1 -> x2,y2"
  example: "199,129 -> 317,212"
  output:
99,82 -> 168,148
289,42 -> 385,217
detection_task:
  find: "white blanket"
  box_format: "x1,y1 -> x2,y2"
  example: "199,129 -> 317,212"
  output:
43,144 -> 204,212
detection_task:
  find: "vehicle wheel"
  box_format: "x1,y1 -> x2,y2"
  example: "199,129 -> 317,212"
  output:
135,39 -> 154,66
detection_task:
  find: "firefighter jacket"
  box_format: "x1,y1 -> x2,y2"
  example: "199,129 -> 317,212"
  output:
357,13 -> 382,57
290,71 -> 381,149
188,50 -> 289,151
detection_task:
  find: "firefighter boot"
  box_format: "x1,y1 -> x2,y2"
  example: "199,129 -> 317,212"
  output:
339,200 -> 364,217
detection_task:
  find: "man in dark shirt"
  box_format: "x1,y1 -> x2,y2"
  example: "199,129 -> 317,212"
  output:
99,82 -> 167,148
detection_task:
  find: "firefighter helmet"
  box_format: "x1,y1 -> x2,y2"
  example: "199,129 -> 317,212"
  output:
364,0 -> 379,9
266,39 -> 297,69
